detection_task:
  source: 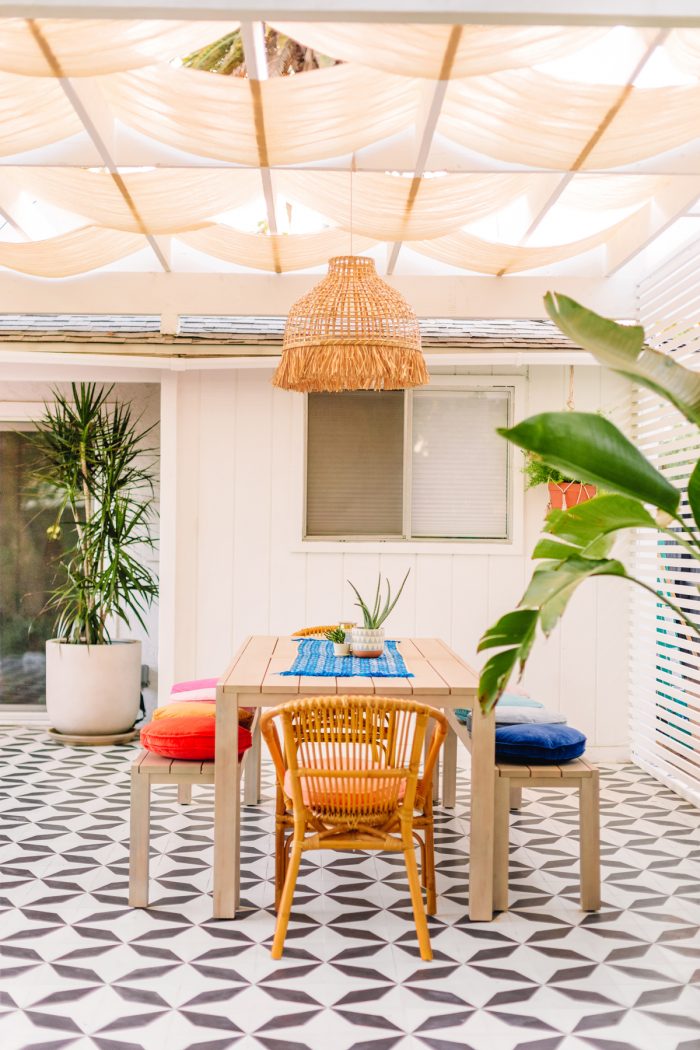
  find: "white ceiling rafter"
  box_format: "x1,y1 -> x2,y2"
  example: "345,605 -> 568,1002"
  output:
7,3 -> 700,28
386,25 -> 460,276
240,19 -> 281,273
25,18 -> 170,274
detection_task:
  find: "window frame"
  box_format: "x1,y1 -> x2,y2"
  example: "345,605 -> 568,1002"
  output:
298,375 -> 526,555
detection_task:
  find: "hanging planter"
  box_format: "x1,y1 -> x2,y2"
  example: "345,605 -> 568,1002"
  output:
524,365 -> 597,513
547,480 -> 597,510
524,455 -> 597,511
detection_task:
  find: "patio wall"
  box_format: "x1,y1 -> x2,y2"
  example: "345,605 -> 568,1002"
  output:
162,363 -> 630,759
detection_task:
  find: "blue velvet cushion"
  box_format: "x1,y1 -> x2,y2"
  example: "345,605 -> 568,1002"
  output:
495,723 -> 586,763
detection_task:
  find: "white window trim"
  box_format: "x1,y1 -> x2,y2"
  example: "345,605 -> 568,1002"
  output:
0,401 -> 46,423
294,375 -> 526,556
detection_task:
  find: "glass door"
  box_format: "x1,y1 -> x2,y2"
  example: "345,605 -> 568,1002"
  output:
0,425 -> 67,708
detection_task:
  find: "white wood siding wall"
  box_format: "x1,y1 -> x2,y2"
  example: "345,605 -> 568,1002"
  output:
162,364 -> 630,758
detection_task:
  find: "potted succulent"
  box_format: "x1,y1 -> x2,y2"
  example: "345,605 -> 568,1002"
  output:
524,452 -> 596,510
347,570 -> 410,658
325,625 -> 350,657
30,383 -> 158,740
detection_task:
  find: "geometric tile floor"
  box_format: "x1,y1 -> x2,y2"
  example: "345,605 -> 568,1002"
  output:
1,727 -> 699,1050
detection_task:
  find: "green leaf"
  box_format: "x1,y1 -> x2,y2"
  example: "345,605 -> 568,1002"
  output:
522,556 -> 627,635
531,538 -> 584,560
477,609 -> 539,713
545,292 -> 700,428
546,494 -> 656,549
500,413 -> 680,516
688,460 -> 700,534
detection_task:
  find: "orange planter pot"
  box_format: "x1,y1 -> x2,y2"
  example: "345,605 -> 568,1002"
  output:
548,481 -> 597,511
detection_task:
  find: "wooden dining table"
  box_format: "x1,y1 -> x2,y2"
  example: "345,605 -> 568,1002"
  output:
213,634 -> 496,922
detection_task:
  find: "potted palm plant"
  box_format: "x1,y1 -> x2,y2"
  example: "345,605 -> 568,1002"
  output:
347,571 -> 410,658
31,383 -> 158,740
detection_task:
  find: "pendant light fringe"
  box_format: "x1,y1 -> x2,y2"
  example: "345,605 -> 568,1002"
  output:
272,343 -> 429,392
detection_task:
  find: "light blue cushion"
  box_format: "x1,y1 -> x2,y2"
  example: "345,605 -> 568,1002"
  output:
454,691 -> 546,725
495,723 -> 586,763
456,706 -> 566,730
500,692 -> 544,708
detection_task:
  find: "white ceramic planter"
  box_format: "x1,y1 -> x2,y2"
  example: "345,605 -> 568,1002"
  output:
351,626 -> 385,659
46,639 -> 141,735
333,642 -> 350,657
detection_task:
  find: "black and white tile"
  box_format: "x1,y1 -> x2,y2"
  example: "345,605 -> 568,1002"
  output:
1,727 -> 699,1050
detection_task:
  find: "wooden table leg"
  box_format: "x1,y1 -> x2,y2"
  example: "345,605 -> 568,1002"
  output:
213,686 -> 240,919
442,724 -> 457,809
244,719 -> 262,806
468,698 -> 495,921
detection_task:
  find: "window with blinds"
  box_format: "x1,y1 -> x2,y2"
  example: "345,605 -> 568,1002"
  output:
305,384 -> 511,541
632,242 -> 700,807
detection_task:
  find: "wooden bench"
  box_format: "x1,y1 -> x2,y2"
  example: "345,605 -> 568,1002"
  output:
493,757 -> 601,912
129,747 -> 251,908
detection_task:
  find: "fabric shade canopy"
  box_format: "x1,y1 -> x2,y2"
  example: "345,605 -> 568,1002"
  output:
0,72 -> 81,155
0,19 -> 237,76
178,226 -> 375,272
411,219 -> 632,275
440,70 -> 700,170
268,21 -> 608,78
1,168 -> 261,232
0,226 -> 144,276
102,63 -> 421,166
276,171 -> 554,241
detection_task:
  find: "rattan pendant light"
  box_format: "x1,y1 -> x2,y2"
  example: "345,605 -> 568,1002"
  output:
273,254 -> 428,392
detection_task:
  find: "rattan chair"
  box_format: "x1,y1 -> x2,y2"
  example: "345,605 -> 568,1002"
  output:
261,695 -> 447,961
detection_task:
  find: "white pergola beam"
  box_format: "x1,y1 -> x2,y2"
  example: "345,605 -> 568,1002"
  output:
605,176 -> 700,275
0,273 -> 637,318
386,27 -> 461,275
6,2 -> 700,26
240,20 -> 279,247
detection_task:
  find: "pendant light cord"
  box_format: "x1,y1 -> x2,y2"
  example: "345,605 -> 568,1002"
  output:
349,160 -> 354,257
567,364 -> 575,411
350,159 -> 356,258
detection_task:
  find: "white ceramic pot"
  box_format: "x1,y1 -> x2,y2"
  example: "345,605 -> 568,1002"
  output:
333,642 -> 350,657
46,639 -> 141,735
351,626 -> 384,659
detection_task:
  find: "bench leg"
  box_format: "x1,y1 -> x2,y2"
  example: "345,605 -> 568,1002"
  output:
178,783 -> 192,804
129,768 -> 150,907
493,774 -> 510,912
579,770 -> 601,911
509,786 -> 522,811
442,725 -> 457,809
244,720 -> 262,806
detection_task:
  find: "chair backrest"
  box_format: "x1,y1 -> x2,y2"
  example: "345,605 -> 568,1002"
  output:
262,695 -> 447,825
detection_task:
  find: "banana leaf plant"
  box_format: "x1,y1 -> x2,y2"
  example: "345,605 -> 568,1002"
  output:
478,292 -> 700,713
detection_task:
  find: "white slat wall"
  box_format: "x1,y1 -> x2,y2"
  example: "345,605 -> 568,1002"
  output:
633,238 -> 700,807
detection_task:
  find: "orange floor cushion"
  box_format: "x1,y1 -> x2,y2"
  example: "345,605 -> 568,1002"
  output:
152,700 -> 255,729
141,714 -> 252,761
